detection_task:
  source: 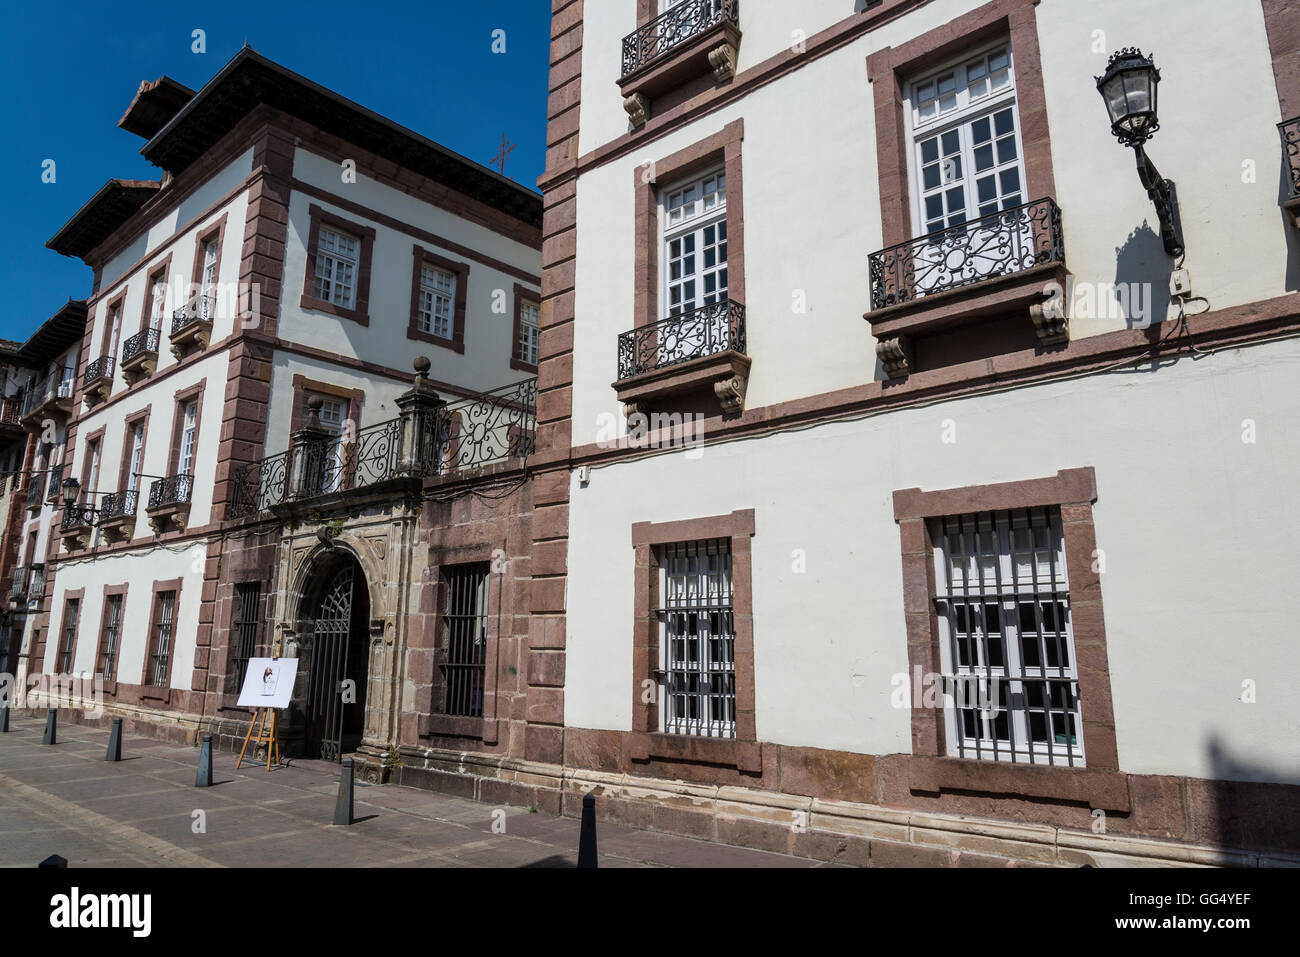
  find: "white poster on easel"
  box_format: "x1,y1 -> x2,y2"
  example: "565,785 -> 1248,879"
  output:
237,658 -> 298,709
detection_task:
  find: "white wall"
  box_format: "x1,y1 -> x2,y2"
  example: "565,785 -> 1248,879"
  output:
276,148 -> 540,395
570,0 -> 1292,447
46,541 -> 208,691
564,337 -> 1300,785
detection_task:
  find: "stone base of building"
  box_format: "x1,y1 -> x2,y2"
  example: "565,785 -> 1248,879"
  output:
32,699 -> 1299,868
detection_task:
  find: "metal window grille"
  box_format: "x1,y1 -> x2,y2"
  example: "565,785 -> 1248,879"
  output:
658,539 -> 735,738
931,507 -> 1083,766
58,598 -> 79,673
231,583 -> 261,691
441,563 -> 489,717
148,591 -> 176,687
100,595 -> 122,679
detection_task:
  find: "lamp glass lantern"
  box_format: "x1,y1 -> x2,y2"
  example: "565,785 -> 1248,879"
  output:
1096,48 -> 1160,147
60,476 -> 80,507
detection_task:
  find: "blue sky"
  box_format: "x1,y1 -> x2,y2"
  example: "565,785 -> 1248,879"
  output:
0,0 -> 551,342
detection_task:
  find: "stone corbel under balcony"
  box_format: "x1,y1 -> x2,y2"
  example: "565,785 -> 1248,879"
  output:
97,496 -> 139,544
120,329 -> 161,386
59,512 -> 94,551
614,349 -> 751,419
146,499 -> 190,535
618,13 -> 740,128
81,359 -> 114,409
170,312 -> 213,360
866,262 -> 1071,381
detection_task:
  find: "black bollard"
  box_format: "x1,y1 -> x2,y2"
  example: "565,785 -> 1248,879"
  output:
195,733 -> 213,787
333,758 -> 354,825
577,793 -> 598,868
41,708 -> 56,745
38,854 -> 67,868
1,702 -> 9,732
106,717 -> 122,762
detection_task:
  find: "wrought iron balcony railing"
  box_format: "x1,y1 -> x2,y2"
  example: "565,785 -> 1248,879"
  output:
868,198 -> 1064,311
46,465 -> 63,501
29,563 -> 46,600
229,378 -> 538,518
1281,117 -> 1300,199
61,505 -> 95,532
0,395 -> 20,427
172,294 -> 215,335
25,475 -> 44,508
83,356 -> 115,388
148,474 -> 193,509
11,565 -> 30,601
21,375 -> 75,417
617,300 -> 746,380
122,327 -> 161,365
622,0 -> 738,77
99,489 -> 138,522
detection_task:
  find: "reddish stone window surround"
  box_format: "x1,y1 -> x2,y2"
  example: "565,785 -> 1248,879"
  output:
892,467 -> 1128,810
629,508 -> 760,772
166,382 -> 206,478
95,583 -> 130,695
866,0 -> 1056,249
140,577 -> 184,702
300,203 -> 376,326
419,544 -> 507,746
138,253 -> 173,334
287,375 -> 364,446
634,118 -> 746,330
510,283 -> 541,373
116,405 -> 152,494
55,588 -> 85,672
79,425 -> 107,502
101,290 -> 128,360
407,244 -> 470,353
188,213 -> 229,302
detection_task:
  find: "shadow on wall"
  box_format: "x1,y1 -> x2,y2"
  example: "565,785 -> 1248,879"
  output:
1206,736 -> 1300,857
1276,159 -> 1300,293
1113,221 -> 1172,330
855,0 -> 886,12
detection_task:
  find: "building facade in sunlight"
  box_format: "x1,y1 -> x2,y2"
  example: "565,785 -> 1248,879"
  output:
12,0 -> 1300,868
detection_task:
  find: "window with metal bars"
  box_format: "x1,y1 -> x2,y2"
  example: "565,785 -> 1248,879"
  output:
146,591 -> 176,687
657,539 -> 735,738
230,583 -> 261,692
930,507 -> 1083,766
439,563 -> 489,718
58,598 -> 79,673
99,595 -> 122,679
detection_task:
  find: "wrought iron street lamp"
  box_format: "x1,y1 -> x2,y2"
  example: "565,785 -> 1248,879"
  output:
60,476 -> 80,507
1096,48 -> 1185,257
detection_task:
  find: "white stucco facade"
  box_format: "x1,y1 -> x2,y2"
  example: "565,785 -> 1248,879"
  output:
560,0 -> 1300,788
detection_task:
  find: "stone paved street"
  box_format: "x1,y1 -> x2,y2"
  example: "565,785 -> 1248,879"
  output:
0,716 -> 836,868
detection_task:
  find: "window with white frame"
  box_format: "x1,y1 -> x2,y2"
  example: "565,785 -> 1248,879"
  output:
929,506 -> 1084,766
517,298 -> 540,365
178,401 -> 198,476
148,274 -> 167,329
661,168 -> 727,319
200,238 -> 219,298
125,423 -> 144,493
907,43 -> 1024,237
417,264 -> 456,338
657,538 -> 735,738
313,227 -> 359,310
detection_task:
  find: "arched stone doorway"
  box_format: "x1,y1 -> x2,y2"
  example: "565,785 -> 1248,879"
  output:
299,552 -> 371,761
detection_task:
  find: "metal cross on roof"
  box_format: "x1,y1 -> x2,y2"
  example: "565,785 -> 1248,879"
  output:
490,133 -> 516,178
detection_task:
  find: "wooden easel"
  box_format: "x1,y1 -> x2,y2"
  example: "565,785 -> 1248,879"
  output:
236,706 -> 281,771
236,639 -> 284,771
